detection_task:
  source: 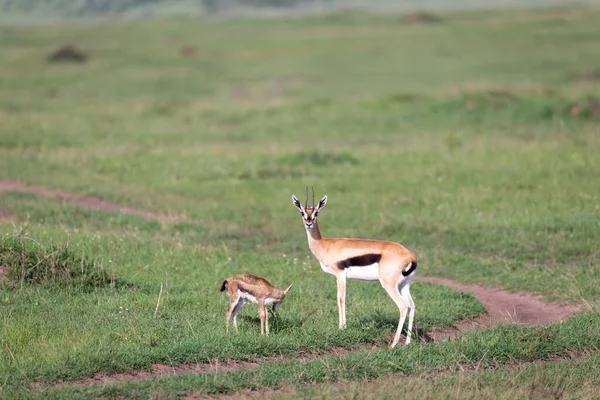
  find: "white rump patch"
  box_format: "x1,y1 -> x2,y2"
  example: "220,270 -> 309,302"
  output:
346,264 -> 379,281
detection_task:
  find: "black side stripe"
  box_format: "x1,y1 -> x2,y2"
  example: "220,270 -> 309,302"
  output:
402,261 -> 417,277
337,253 -> 382,269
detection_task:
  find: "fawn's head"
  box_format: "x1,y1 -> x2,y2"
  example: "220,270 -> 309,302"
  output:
273,283 -> 293,313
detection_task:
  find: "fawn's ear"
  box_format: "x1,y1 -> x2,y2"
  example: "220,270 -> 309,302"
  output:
283,283 -> 293,295
292,195 -> 303,212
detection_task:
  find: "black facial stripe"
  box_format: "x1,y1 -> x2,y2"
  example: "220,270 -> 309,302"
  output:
337,253 -> 382,269
402,261 -> 417,277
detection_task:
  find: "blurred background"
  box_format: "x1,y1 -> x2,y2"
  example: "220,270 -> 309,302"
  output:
1,1 -> 600,396
0,0 -> 597,20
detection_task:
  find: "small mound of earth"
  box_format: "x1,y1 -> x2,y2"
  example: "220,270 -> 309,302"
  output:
569,69 -> 600,83
181,46 -> 199,57
47,45 -> 88,63
402,12 -> 443,25
565,97 -> 600,119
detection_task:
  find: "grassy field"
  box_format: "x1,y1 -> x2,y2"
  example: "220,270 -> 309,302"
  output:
1,5 -> 600,399
0,0 -> 591,21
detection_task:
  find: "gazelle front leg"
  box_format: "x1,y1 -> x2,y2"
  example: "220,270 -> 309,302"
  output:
264,305 -> 269,335
258,299 -> 266,335
336,272 -> 347,329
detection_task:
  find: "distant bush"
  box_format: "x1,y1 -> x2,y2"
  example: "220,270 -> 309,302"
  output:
0,234 -> 127,290
279,151 -> 359,167
1,0 -> 330,17
401,11 -> 443,25
231,151 -> 359,181
0,0 -> 165,17
204,0 -> 323,13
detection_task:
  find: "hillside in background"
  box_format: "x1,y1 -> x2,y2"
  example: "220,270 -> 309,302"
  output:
0,0 -> 597,21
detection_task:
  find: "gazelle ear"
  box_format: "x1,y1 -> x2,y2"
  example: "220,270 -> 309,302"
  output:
283,283 -> 293,295
292,195 -> 303,211
315,195 -> 327,212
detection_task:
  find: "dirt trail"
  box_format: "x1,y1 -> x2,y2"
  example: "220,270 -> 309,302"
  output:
0,180 -> 192,223
3,180 -> 581,389
418,276 -> 581,342
41,346 -> 369,389
40,277 -> 581,389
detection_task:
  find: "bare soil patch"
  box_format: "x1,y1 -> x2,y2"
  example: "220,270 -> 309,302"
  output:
181,46 -> 199,57
0,180 -> 193,224
401,12 -> 443,26
568,69 -> 600,84
0,204 -> 17,224
419,276 -> 581,342
48,359 -> 257,389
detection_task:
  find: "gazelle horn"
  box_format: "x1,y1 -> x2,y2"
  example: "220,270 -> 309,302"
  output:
305,186 -> 309,208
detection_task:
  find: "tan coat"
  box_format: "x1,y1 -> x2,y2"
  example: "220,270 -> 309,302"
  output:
220,274 -> 293,335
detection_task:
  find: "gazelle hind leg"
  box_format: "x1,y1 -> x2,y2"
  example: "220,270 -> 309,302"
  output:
336,272 -> 347,329
399,283 -> 415,344
231,299 -> 244,332
381,281 -> 409,348
225,296 -> 239,333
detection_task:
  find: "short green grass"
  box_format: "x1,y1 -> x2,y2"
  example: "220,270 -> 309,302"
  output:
0,226 -> 482,390
35,314 -> 600,398
1,5 -> 600,399
280,350 -> 600,400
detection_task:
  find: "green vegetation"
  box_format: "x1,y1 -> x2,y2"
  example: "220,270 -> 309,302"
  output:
1,0 -> 585,20
35,314 -> 600,398
0,233 -> 131,290
0,225 -> 482,391
282,351 -> 600,400
1,4 -> 599,398
0,0 -> 201,19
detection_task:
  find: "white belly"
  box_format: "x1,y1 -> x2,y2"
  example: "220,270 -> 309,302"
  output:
239,291 -> 258,304
319,262 -> 336,276
238,290 -> 275,305
346,264 -> 380,281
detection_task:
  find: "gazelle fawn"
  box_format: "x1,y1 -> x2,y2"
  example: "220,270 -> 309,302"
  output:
292,188 -> 417,348
220,274 -> 293,335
